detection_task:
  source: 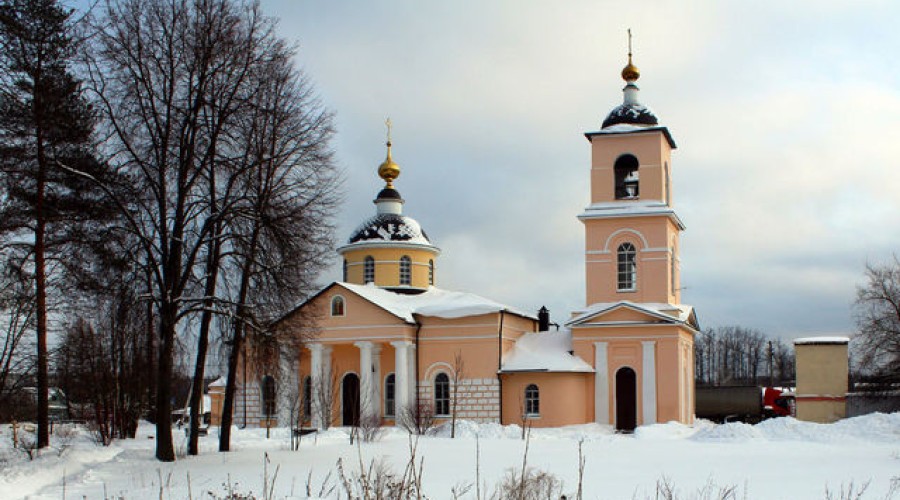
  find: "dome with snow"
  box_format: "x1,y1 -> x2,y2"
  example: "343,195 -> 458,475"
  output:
347,213 -> 432,246
602,102 -> 659,129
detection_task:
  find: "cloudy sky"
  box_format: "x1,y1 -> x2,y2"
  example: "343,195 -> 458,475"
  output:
255,0 -> 900,340
66,0 -> 897,339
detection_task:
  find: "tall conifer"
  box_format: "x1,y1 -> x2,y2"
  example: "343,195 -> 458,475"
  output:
0,0 -> 111,448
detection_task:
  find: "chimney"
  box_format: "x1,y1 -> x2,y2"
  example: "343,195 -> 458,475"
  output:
538,306 -> 550,332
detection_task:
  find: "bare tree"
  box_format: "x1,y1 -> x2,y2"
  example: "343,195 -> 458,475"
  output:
217,33 -> 337,451
854,256 -> 900,382
398,401 -> 436,436
84,0 -> 336,460
695,326 -> 792,386
450,350 -> 465,438
87,0 -> 247,460
0,265 -> 35,421
311,365 -> 339,431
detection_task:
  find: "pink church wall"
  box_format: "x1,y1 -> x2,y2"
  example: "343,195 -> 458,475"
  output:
500,372 -> 591,427
589,132 -> 672,205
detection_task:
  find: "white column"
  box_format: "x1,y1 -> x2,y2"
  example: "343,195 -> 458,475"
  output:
371,344 -> 382,418
594,342 -> 609,425
642,341 -> 657,425
407,342 -> 417,407
391,341 -> 411,415
355,341 -> 374,421
309,344 -> 323,428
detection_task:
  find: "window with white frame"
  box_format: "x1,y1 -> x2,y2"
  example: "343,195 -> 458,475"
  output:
617,242 -> 637,291
399,256 -> 411,285
330,295 -> 345,316
385,373 -> 396,417
524,384 -> 539,417
434,373 -> 450,416
364,256 -> 375,283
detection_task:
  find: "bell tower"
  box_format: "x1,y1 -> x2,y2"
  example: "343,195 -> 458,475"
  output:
567,34 -> 698,430
579,33 -> 684,306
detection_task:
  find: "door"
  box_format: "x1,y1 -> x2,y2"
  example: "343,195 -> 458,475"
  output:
615,367 -> 637,432
342,373 -> 360,426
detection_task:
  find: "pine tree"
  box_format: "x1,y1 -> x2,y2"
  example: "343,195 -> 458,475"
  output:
0,0 -> 112,448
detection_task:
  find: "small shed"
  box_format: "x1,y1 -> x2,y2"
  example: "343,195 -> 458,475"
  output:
793,336 -> 849,423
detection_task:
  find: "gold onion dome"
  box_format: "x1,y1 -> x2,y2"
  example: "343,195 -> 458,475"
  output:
378,141 -> 400,188
621,28 -> 640,82
621,57 -> 640,82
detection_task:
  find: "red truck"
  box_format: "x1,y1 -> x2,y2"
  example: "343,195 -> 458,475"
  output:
696,386 -> 793,423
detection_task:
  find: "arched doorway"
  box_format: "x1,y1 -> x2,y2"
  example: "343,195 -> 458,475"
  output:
342,373 -> 360,426
615,367 -> 637,433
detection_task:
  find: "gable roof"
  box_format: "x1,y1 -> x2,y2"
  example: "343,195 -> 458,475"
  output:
276,281 -> 536,326
500,330 -> 593,373
566,301 -> 699,332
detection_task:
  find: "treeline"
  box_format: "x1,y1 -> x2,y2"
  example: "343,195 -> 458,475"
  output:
694,326 -> 795,387
0,0 -> 338,461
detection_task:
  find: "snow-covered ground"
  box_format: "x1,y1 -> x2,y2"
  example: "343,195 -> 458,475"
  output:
0,414 -> 898,499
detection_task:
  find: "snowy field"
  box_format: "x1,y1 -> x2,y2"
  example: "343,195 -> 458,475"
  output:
0,414 -> 898,499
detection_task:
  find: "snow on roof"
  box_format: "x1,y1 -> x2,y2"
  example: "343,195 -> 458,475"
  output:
567,301 -> 695,327
500,330 -> 593,373
578,201 -> 686,229
584,124 -> 677,148
596,123 -> 655,133
344,213 -> 433,247
208,376 -> 226,388
339,282 -> 535,323
794,336 -> 850,345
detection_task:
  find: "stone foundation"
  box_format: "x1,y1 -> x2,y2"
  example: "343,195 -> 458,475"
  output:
417,377 -> 500,423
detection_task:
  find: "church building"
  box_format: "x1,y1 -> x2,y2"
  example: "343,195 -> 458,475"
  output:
224,48 -> 698,432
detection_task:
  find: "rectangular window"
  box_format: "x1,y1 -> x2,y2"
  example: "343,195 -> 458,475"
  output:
385,375 -> 395,417
525,385 -> 539,417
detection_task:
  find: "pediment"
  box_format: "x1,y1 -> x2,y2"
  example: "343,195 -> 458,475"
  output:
274,282 -> 410,328
566,301 -> 698,331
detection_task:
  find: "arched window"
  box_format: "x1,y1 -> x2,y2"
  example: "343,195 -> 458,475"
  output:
614,154 -> 639,199
617,242 -> 637,291
330,295 -> 345,316
302,376 -> 312,420
261,375 -> 276,418
428,259 -> 434,286
399,256 -> 411,285
434,373 -> 450,416
342,259 -> 348,282
524,384 -> 539,417
364,256 -> 375,283
385,373 -> 396,417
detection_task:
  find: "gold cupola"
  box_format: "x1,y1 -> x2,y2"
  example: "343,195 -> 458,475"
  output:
377,119 -> 400,187
336,119 -> 441,292
601,29 -> 659,129
620,28 -> 640,82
